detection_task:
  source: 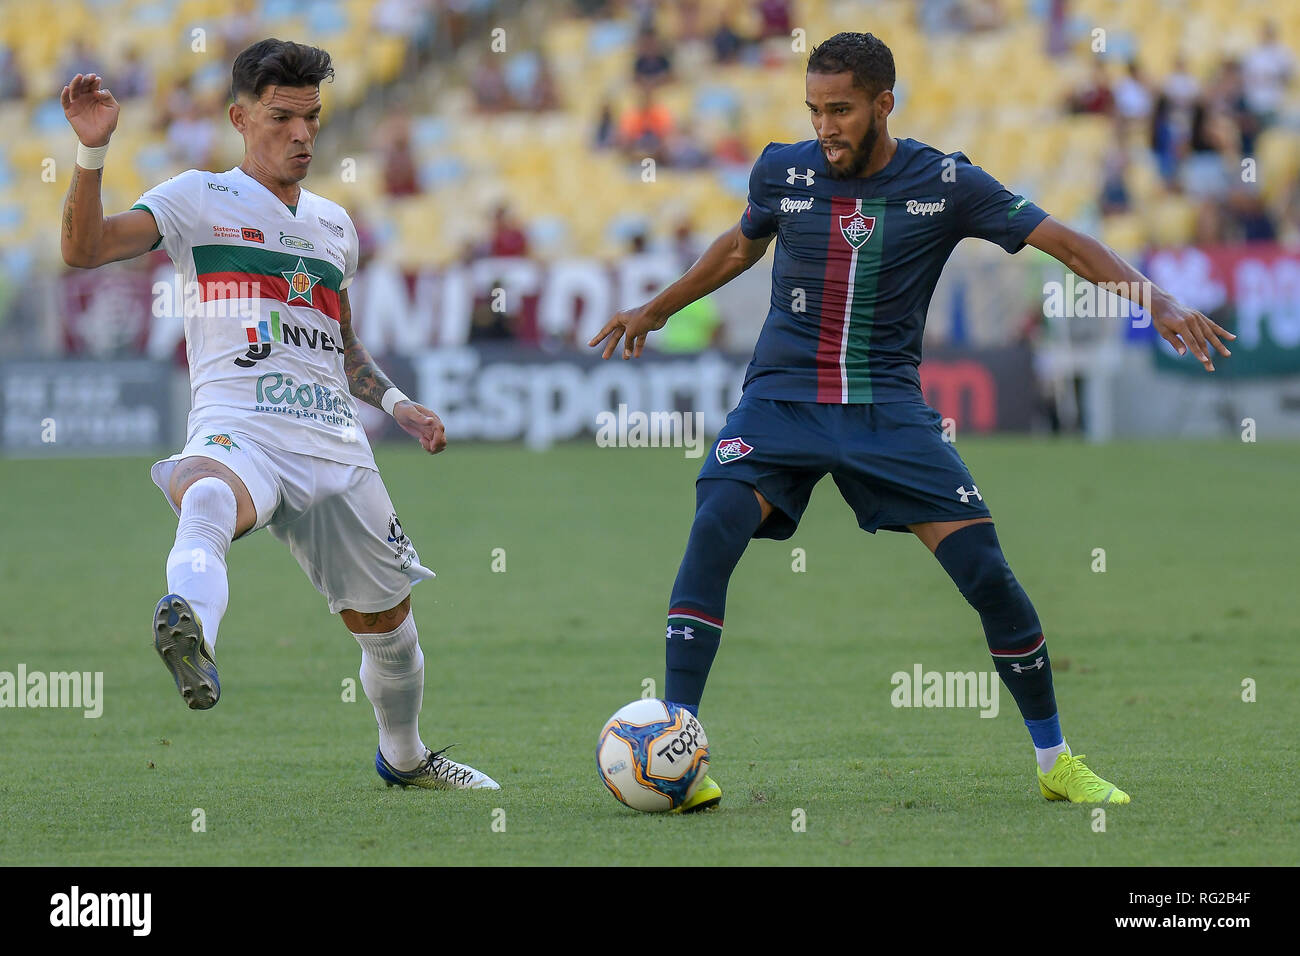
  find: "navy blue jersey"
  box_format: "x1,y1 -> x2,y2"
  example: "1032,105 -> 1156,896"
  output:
738,138 -> 1048,403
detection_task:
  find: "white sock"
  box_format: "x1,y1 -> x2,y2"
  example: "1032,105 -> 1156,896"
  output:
354,614 -> 426,772
165,477 -> 236,655
1035,739 -> 1070,774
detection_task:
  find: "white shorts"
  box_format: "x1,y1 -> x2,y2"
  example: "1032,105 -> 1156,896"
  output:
151,426 -> 435,614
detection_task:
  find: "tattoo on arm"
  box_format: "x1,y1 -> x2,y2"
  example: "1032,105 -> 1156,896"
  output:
339,290 -> 395,409
62,166 -> 81,240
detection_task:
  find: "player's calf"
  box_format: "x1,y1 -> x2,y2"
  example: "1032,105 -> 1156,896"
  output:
664,479 -> 764,716
933,522 -> 1072,770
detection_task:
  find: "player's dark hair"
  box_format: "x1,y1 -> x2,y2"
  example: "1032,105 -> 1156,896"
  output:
807,32 -> 895,97
230,39 -> 334,102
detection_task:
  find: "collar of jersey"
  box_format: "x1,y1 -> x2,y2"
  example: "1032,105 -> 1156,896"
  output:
228,165 -> 303,218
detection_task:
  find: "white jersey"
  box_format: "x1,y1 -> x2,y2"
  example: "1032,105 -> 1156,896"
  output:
132,166 -> 376,469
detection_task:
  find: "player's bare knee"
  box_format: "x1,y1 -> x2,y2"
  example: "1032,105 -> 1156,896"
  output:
341,595 -> 411,634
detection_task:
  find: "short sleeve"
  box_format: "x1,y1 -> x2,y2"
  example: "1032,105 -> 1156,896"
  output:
950,153 -> 1048,252
131,169 -> 204,259
739,143 -> 778,240
339,211 -> 359,291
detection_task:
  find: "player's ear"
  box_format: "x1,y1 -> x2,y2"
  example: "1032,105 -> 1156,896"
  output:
876,88 -> 895,118
229,98 -> 245,133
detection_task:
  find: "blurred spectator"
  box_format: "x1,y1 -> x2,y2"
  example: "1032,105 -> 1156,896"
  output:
1181,97 -> 1233,198
379,111 -> 420,197
220,0 -> 260,58
712,4 -> 747,63
712,122 -> 749,166
1068,61 -> 1114,115
756,0 -> 793,40
472,56 -> 513,113
58,39 -> 106,86
1225,187 -> 1276,242
666,121 -> 711,169
166,96 -> 216,169
1242,20 -> 1294,127
918,0 -> 1002,35
965,0 -> 1005,31
619,87 -> 674,164
1045,0 -> 1068,57
1163,53 -> 1201,113
161,75 -> 198,132
489,204 -> 529,258
1149,93 -> 1179,184
1113,61 -> 1153,127
468,278 -> 518,342
1213,59 -> 1258,156
632,28 -> 673,88
573,0 -> 613,16
505,51 -> 561,112
594,98 -> 617,149
1098,143 -> 1131,216
677,0 -> 706,44
529,53 -> 561,111
0,43 -> 24,100
115,46 -> 153,101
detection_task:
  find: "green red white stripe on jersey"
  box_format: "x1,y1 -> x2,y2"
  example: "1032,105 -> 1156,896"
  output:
191,244 -> 344,322
815,197 -> 885,403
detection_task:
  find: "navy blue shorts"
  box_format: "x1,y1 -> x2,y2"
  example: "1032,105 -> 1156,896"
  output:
697,397 -> 992,539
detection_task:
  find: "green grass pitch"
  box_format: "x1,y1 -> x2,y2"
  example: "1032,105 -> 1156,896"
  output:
1,438 -> 1297,865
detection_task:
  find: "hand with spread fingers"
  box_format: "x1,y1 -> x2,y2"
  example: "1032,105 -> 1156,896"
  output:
1150,293 -> 1235,372
588,303 -> 668,361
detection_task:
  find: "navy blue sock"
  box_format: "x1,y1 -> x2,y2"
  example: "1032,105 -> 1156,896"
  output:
933,523 -> 1059,732
665,479 -> 762,716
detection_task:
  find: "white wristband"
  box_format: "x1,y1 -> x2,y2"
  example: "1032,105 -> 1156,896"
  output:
76,141 -> 109,170
381,387 -> 409,416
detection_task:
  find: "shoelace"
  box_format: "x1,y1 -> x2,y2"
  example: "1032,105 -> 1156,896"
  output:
423,746 -> 475,786
1059,754 -> 1104,793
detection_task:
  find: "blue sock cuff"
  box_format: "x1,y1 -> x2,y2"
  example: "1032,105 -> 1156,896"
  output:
1024,714 -> 1063,749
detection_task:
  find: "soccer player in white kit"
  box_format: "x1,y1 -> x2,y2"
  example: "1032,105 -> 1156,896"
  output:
59,39 -> 498,791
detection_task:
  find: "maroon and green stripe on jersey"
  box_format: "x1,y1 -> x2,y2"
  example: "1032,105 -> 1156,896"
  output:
815,197 -> 886,403
190,244 -> 344,322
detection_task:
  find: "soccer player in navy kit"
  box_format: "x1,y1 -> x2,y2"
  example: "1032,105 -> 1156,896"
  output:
590,33 -> 1234,811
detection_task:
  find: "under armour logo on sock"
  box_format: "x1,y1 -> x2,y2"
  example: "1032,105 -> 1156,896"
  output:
1010,656 -> 1045,674
666,625 -> 695,641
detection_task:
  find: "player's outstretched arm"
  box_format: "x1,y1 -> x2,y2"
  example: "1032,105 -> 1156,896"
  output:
59,73 -> 161,268
589,221 -> 774,360
339,289 -> 446,454
1025,216 -> 1234,372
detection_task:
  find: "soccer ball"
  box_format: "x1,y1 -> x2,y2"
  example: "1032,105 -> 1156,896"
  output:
596,699 -> 709,812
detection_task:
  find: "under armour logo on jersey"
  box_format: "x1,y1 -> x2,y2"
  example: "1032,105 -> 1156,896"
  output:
957,485 -> 982,503
1010,656 -> 1045,674
786,167 -> 815,186
666,625 -> 695,641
